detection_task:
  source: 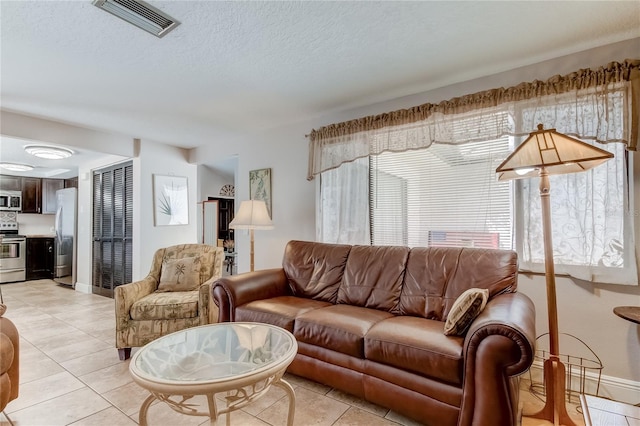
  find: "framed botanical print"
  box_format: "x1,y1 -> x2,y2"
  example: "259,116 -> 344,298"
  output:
249,168 -> 272,218
153,174 -> 189,226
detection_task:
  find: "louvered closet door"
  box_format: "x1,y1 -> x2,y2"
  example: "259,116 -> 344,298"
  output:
92,161 -> 133,298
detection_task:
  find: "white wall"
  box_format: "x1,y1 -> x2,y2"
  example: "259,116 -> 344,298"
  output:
17,213 -> 55,235
193,122 -> 316,272
192,38 -> 640,400
198,165 -> 234,200
133,139 -> 199,279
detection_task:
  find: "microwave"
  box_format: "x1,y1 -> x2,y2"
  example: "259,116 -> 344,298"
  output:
0,191 -> 22,211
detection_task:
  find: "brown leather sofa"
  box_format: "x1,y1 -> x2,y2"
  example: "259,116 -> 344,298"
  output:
0,304 -> 19,415
212,240 -> 536,426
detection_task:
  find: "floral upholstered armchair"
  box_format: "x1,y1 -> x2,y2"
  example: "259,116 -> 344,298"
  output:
115,244 -> 224,360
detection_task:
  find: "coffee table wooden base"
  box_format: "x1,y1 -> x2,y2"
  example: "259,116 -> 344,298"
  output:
137,375 -> 295,426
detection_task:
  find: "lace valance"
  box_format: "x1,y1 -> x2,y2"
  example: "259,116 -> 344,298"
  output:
307,59 -> 640,180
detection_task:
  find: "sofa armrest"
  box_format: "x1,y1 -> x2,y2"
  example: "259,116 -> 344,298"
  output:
212,268 -> 289,322
458,292 -> 536,426
114,276 -> 158,326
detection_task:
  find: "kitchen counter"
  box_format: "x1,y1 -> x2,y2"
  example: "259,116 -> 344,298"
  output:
26,235 -> 56,238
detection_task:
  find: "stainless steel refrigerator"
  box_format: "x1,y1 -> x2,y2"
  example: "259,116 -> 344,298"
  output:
54,187 -> 77,286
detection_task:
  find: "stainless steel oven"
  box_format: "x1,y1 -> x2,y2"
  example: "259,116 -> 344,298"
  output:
0,235 -> 26,283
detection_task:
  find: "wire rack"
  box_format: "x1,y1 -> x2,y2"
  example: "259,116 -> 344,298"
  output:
528,332 -> 603,405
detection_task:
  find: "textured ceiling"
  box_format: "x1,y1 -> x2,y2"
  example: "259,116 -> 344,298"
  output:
1,1 -> 639,174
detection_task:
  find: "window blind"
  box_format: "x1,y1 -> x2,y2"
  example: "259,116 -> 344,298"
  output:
370,135 -> 513,250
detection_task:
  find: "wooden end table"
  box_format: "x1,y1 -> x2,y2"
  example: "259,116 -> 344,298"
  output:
613,306 -> 640,324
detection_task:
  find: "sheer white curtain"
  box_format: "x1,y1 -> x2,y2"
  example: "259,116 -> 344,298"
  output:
519,142 -> 636,284
317,157 -> 370,244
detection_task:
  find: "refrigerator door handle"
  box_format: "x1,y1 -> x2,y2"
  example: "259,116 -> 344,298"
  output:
55,205 -> 62,240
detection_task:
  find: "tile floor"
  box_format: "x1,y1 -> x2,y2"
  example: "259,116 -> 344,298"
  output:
0,279 -> 586,426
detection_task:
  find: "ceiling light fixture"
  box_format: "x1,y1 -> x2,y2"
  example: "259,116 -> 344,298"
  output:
24,145 -> 74,160
92,0 -> 180,38
0,163 -> 34,172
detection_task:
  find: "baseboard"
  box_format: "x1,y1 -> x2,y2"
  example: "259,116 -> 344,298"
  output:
528,360 -> 640,405
74,281 -> 91,294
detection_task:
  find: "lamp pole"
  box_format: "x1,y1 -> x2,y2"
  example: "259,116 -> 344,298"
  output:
249,228 -> 255,272
532,167 -> 576,426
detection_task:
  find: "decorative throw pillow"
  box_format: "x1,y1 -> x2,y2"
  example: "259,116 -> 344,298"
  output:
157,256 -> 202,292
444,288 -> 490,336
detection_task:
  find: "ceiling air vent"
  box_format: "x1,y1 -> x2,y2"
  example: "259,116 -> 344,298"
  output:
92,0 -> 180,38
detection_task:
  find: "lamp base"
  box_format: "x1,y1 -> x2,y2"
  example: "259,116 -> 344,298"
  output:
531,357 -> 578,426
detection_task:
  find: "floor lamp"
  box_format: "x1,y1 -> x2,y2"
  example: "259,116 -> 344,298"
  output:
496,124 -> 613,426
229,200 -> 274,272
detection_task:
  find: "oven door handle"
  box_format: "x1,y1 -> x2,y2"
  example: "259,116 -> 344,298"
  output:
0,268 -> 25,273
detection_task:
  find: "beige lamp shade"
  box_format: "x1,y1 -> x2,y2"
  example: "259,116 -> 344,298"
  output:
229,200 -> 274,230
496,124 -> 614,181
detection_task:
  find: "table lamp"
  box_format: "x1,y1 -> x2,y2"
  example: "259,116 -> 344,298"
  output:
229,200 -> 274,271
496,124 -> 613,426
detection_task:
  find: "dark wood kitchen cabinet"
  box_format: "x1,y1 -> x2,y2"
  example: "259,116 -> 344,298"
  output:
64,177 -> 78,188
21,177 -> 42,213
0,175 -> 22,191
42,179 -> 64,214
26,237 -> 55,280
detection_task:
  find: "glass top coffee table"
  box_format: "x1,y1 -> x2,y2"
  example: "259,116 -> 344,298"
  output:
129,322 -> 298,425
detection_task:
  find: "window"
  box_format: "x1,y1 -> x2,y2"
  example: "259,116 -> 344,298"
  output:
370,136 -> 512,250
312,61 -> 639,285
320,126 -> 635,285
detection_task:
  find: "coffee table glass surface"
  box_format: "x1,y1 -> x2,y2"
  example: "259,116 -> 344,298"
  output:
130,322 -> 297,425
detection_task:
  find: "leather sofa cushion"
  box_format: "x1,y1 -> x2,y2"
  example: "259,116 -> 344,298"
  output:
236,296 -> 331,332
399,247 -> 517,320
337,245 -> 409,311
130,291 -> 198,320
294,304 -> 394,358
283,240 -> 351,303
365,316 -> 464,385
0,333 -> 14,375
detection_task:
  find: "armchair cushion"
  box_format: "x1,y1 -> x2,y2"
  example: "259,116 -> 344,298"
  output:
130,291 -> 199,320
157,256 -> 202,292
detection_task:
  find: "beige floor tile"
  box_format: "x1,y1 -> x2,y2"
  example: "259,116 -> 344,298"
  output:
19,347 -> 66,384
20,318 -> 79,338
61,347 -> 123,376
78,360 -> 134,394
334,407 -> 400,426
258,386 -> 349,426
45,337 -> 112,363
284,372 -> 332,395
384,410 -> 424,426
69,406 -> 138,426
327,389 -> 389,417
223,409 -> 272,425
131,396 -> 213,426
102,381 -> 158,417
7,387 -> 111,425
6,371 -> 85,413
240,381 -> 288,416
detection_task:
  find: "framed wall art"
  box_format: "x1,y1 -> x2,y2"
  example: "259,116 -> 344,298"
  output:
153,174 -> 189,226
249,168 -> 272,218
